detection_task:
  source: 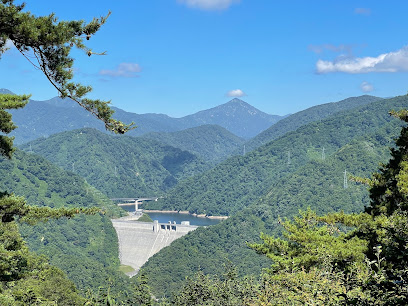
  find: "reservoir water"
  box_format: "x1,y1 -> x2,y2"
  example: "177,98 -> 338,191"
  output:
121,206 -> 222,226
146,212 -> 221,226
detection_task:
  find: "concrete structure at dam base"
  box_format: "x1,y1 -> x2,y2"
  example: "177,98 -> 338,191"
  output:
112,219 -> 199,276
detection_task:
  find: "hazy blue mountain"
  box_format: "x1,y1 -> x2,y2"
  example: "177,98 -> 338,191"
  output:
107,107 -> 187,135
0,88 -> 14,94
4,89 -> 284,142
244,95 -> 383,152
9,94 -> 106,144
176,98 -> 284,139
20,128 -> 208,198
142,124 -> 245,163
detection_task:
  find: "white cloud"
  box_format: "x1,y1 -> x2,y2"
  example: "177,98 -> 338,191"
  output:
226,89 -> 246,97
360,81 -> 374,93
178,0 -> 240,11
355,8 -> 371,15
316,46 -> 408,74
99,63 -> 141,78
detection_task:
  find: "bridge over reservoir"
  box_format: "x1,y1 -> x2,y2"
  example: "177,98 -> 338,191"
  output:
111,197 -> 159,211
111,219 -> 198,276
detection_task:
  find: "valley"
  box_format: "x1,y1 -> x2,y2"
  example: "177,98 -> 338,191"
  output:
3,88 -> 408,303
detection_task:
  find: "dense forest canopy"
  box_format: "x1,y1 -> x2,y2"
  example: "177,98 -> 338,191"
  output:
21,128 -> 209,198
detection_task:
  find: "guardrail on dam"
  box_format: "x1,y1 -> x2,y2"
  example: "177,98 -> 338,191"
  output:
111,219 -> 199,276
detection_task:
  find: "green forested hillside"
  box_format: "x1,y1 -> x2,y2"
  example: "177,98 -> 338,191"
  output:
142,124 -> 245,163
142,130 -> 395,297
146,96 -> 405,216
0,150 -> 139,300
244,95 -> 382,152
21,128 -> 208,198
256,132 -> 396,219
141,98 -> 406,297
0,150 -> 121,214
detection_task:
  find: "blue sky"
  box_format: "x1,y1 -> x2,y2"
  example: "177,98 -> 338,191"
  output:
2,0 -> 408,117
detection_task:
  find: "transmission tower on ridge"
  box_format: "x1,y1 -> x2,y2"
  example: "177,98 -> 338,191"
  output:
287,150 -> 291,165
343,169 -> 348,189
322,147 -> 326,160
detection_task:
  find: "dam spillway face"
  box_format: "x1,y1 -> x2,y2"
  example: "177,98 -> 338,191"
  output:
111,219 -> 198,276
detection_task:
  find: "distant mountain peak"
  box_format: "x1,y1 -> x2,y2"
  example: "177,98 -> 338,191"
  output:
228,98 -> 245,103
181,98 -> 283,139
217,98 -> 265,117
225,98 -> 252,107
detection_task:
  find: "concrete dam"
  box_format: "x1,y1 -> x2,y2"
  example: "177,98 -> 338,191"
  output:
112,219 -> 199,275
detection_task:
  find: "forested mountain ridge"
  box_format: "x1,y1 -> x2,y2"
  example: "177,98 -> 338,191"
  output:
244,95 -> 382,152
8,93 -> 105,144
20,128 -> 208,198
141,106 -> 403,298
146,95 -> 404,216
142,124 -> 245,163
0,149 -> 139,300
5,88 -> 284,142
